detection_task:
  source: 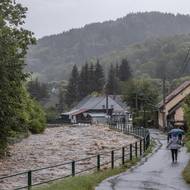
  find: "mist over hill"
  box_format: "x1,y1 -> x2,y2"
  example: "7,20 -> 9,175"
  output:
26,12 -> 190,82
101,34 -> 190,79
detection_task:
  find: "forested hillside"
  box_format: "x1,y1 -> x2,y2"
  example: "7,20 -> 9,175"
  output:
102,34 -> 190,80
27,12 -> 190,81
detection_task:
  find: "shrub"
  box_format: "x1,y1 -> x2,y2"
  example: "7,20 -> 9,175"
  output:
18,88 -> 46,134
28,100 -> 46,134
29,119 -> 45,134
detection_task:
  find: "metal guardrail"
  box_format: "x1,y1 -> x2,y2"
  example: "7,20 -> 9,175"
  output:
0,121 -> 150,190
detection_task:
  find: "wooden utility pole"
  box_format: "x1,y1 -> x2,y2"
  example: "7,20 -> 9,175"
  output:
106,94 -> 109,115
162,73 -> 166,129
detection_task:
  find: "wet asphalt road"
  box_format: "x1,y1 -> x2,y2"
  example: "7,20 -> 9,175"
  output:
96,129 -> 190,190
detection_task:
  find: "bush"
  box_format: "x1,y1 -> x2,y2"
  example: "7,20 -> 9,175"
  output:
133,115 -> 143,127
18,88 -> 46,135
28,100 -> 46,134
29,119 -> 45,134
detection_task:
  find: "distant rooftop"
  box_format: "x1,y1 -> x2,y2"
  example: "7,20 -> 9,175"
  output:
72,95 -> 127,112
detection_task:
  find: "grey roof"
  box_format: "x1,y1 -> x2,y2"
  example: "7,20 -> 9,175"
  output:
72,95 -> 126,112
109,95 -> 128,109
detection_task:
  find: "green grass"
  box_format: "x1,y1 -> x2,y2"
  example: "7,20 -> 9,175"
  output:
144,140 -> 156,156
34,159 -> 139,190
34,140 -> 155,190
184,133 -> 190,152
186,141 -> 190,152
182,133 -> 190,184
182,160 -> 190,184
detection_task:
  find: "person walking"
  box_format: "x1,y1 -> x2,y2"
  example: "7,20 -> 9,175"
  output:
167,135 -> 181,163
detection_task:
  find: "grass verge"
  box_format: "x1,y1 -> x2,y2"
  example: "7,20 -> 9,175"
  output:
182,160 -> 190,184
182,133 -> 190,184
185,132 -> 190,152
34,140 -> 155,190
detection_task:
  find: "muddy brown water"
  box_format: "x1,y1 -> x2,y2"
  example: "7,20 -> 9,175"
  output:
0,124 -> 136,190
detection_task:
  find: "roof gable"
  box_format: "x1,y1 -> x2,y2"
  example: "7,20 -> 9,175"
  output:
159,80 -> 190,108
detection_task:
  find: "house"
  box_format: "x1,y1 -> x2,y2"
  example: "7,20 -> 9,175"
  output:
61,95 -> 131,124
158,81 -> 190,129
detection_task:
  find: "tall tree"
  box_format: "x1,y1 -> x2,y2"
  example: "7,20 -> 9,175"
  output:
58,80 -> 68,112
123,78 -> 159,126
78,63 -> 90,99
94,59 -> 105,93
118,58 -> 132,81
115,63 -> 119,78
65,65 -> 79,107
27,78 -> 49,101
0,0 -> 35,155
88,63 -> 95,92
106,64 -> 119,95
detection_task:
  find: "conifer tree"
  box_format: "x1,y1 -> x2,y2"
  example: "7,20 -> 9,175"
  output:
65,65 -> 79,107
115,63 -> 119,78
106,64 -> 119,95
94,60 -> 105,93
118,58 -> 132,81
89,63 -> 95,92
78,63 -> 89,99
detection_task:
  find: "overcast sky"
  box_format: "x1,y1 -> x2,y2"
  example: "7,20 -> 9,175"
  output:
18,0 -> 190,38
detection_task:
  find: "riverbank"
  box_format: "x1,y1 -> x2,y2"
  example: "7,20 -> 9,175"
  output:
0,124 -> 136,190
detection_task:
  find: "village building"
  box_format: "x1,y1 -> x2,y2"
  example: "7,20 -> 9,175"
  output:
158,81 -> 190,129
61,95 -> 131,124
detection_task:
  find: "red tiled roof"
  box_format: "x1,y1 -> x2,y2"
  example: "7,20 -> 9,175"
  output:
159,80 -> 190,108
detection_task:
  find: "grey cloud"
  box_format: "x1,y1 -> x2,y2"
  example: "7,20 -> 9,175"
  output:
18,0 -> 190,38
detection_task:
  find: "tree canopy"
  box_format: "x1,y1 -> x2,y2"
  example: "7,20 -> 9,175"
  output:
0,0 -> 45,156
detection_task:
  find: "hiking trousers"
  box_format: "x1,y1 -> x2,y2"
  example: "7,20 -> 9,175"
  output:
171,149 -> 178,162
